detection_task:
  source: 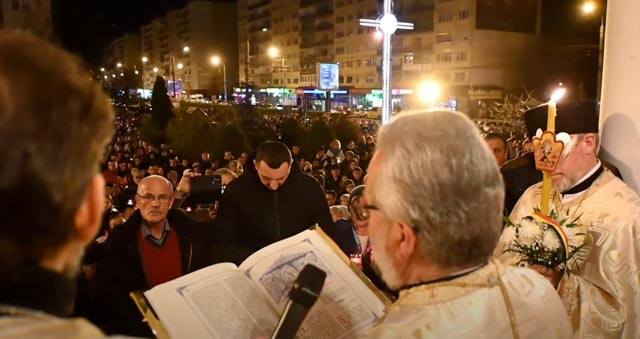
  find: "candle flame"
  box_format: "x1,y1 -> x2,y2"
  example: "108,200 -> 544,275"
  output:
550,88 -> 566,103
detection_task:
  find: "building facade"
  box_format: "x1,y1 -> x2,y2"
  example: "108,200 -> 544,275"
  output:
238,0 -> 540,112
0,0 -> 52,39
101,0 -> 238,99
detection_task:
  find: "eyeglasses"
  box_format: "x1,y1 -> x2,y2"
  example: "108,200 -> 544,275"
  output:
137,194 -> 172,204
350,199 -> 379,221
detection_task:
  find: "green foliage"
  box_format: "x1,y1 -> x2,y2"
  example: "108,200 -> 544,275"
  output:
330,115 -> 362,145
237,104 -> 277,150
138,114 -> 166,147
166,108 -> 218,161
280,118 -> 304,147
212,122 -> 251,158
303,119 -> 335,155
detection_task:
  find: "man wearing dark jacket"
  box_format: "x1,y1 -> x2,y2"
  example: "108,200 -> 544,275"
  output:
94,175 -> 214,337
216,141 -> 335,263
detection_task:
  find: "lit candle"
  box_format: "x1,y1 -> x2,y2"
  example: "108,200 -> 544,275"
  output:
541,88 -> 566,215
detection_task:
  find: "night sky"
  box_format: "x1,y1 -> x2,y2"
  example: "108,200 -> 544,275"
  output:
52,0 -> 600,67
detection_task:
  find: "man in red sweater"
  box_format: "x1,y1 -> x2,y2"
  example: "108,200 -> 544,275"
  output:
95,175 -> 215,336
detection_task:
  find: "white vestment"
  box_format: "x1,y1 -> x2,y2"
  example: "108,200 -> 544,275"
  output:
496,169 -> 640,338
366,260 -> 571,338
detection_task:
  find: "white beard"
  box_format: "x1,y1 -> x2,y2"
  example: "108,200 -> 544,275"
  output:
552,174 -> 578,193
372,242 -> 404,290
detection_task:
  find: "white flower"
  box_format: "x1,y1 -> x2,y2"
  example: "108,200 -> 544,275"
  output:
542,231 -> 561,251
518,219 -> 541,244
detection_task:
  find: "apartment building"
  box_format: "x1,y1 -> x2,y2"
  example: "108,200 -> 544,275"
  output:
238,0 -> 540,110
139,1 -> 238,96
0,0 -> 52,38
103,33 -> 142,74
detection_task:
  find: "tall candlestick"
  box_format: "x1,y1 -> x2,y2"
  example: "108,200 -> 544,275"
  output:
540,101 -> 557,215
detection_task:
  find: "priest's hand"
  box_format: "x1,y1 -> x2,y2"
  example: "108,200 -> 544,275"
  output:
529,264 -> 562,288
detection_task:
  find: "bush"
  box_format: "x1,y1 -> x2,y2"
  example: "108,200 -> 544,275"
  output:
331,115 -> 362,146
166,108 -> 218,161
280,118 -> 304,147
303,119 -> 335,155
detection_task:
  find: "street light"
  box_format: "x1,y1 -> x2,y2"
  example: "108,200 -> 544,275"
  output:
116,62 -> 122,68
417,81 -> 441,105
268,46 -> 286,104
170,46 -> 190,98
211,55 -> 227,102
582,1 -> 596,14
100,67 -> 105,72
153,67 -> 159,73
580,1 -> 604,101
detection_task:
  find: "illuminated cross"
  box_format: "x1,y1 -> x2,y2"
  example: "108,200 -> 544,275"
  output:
360,0 -> 413,124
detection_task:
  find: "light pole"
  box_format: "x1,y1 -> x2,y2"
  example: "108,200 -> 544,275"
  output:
141,57 -> 148,90
171,46 -> 190,98
581,1 -> 605,102
211,56 -> 227,102
268,46 -> 286,105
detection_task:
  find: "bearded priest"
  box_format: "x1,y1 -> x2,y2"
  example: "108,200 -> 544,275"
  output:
363,110 -> 571,338
495,101 -> 640,338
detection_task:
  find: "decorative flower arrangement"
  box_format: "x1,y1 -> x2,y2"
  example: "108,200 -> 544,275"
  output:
502,209 -> 585,270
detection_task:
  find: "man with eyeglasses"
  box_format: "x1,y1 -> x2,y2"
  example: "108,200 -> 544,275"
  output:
364,111 -> 571,338
95,175 -> 215,336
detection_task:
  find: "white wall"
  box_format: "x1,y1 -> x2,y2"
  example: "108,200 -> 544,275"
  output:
599,0 -> 640,192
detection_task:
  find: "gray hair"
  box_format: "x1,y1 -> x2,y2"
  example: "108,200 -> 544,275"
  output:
370,110 -> 504,268
213,168 -> 238,179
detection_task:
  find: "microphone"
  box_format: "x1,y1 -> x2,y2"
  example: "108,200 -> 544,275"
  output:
271,264 -> 327,339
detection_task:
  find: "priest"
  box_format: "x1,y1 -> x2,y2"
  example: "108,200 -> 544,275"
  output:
364,111 -> 571,338
495,101 -> 640,338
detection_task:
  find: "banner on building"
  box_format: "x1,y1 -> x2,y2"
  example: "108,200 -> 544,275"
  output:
317,63 -> 340,90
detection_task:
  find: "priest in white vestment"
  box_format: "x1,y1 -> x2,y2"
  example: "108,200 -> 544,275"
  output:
495,102 -> 640,338
360,110 -> 571,338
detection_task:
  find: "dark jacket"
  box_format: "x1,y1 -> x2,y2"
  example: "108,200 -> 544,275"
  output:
216,164 -> 335,264
94,209 -> 215,337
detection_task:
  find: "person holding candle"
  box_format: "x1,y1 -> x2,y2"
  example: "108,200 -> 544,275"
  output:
495,101 -> 640,338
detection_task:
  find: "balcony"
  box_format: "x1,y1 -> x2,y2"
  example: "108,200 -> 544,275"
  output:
248,0 -> 270,11
248,10 -> 271,21
300,0 -> 315,8
315,22 -> 333,31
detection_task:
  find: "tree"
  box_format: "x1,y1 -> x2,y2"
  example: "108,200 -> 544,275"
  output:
145,75 -> 174,144
331,115 -> 362,146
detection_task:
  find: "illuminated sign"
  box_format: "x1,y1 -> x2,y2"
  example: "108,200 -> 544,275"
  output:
318,63 -> 340,90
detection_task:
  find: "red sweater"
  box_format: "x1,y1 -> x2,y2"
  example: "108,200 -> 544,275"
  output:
138,230 -> 183,287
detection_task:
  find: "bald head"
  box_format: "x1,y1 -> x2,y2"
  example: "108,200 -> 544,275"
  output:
137,175 -> 173,195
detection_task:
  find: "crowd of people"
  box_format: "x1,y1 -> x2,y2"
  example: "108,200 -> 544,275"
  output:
2,31 -> 639,339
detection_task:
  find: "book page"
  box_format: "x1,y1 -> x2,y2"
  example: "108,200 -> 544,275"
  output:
239,228 -> 387,339
144,263 -> 279,339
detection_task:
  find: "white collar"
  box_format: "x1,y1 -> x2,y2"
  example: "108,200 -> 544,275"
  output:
561,160 -> 601,203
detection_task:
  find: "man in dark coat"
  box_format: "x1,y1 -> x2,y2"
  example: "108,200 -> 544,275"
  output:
216,141 -> 335,263
94,175 -> 215,337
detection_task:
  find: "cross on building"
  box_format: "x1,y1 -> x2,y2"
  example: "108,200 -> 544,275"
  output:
360,0 -> 414,124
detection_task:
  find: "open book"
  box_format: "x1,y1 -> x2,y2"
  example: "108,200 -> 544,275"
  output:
131,226 -> 390,339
